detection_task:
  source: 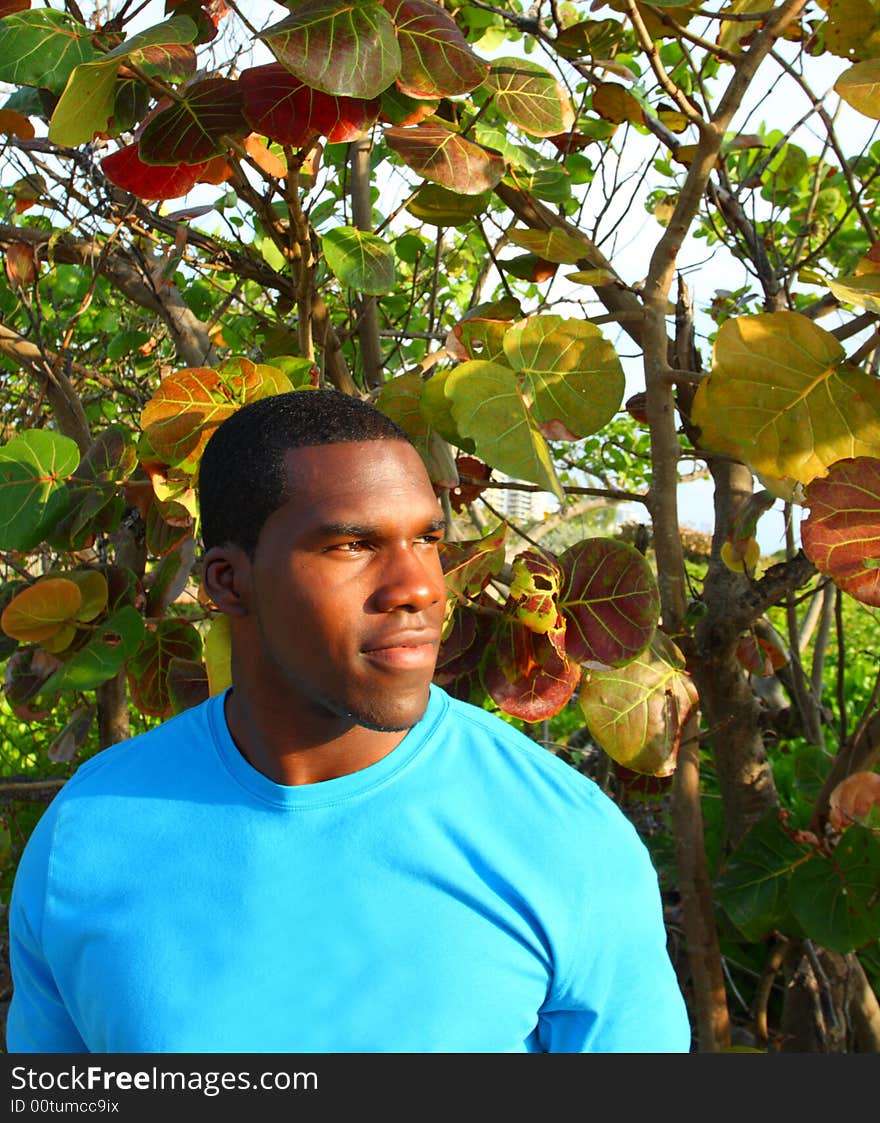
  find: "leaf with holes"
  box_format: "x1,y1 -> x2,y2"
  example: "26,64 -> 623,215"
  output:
0,8 -> 98,94
444,361 -> 564,499
138,77 -> 248,165
375,371 -> 458,488
101,142 -> 208,201
789,827 -> 880,952
507,227 -> 592,264
1,577 -> 81,645
0,430 -> 79,551
578,630 -> 696,775
439,526 -> 507,602
483,57 -> 574,137
389,0 -> 487,98
127,618 -> 203,718
691,312 -> 880,485
451,300 -> 520,363
559,538 -> 660,666
715,811 -> 810,942
322,226 -> 396,295
504,315 -> 624,440
485,618 -> 580,722
385,124 -> 506,195
241,63 -> 380,146
49,16 -> 198,145
801,457 -> 880,606
45,605 -> 145,693
508,549 -> 564,638
261,0 -> 400,100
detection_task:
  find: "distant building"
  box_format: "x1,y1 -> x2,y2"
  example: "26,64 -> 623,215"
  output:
484,474 -> 559,525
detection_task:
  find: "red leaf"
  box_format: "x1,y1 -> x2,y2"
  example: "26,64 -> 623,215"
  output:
484,619 -> 580,722
0,0 -> 30,14
101,143 -> 208,201
801,457 -> 880,607
240,64 -> 380,146
558,538 -> 660,666
449,455 -> 491,512
138,77 -> 248,165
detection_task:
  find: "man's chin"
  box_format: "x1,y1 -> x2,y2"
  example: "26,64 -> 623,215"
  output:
342,688 -> 432,734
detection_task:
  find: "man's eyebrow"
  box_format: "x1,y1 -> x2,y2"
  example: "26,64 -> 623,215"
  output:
316,518 -> 447,538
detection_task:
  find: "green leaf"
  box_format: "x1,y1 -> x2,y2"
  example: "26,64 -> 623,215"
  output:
261,0 -> 401,100
715,811 -> 809,941
503,315 -> 625,440
406,183 -> 491,227
49,16 -> 198,145
834,58 -> 880,119
0,9 -> 98,95
0,430 -> 80,550
44,605 -> 145,693
444,360 -> 564,500
375,371 -> 458,487
789,827 -> 880,952
507,226 -> 592,264
322,225 -> 396,294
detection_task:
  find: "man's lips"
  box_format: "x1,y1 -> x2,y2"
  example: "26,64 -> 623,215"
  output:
361,633 -> 440,669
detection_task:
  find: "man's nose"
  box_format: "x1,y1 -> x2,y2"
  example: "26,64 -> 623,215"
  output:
371,547 -> 445,614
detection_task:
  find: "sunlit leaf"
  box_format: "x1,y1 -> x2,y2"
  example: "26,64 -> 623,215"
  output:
0,8 -> 98,94
64,569 -> 108,622
419,368 -> 476,454
789,827 -> 880,952
829,771 -> 880,831
49,16 -> 198,145
127,618 -> 203,718
138,77 -> 248,165
101,142 -> 208,201
241,62 -> 380,146
483,56 -> 574,137
389,0 -> 488,98
444,361 -> 564,499
0,430 -> 79,551
439,525 -> 507,601
558,538 -> 660,666
322,225 -> 396,294
592,82 -> 644,125
485,619 -> 580,721
1,577 -> 81,644
406,183 -> 491,226
508,549 -> 564,638
204,613 -> 232,695
828,271 -> 880,313
261,0 -> 401,100
506,227 -> 592,264
801,457 -> 880,606
691,312 -> 880,485
834,58 -> 880,117
385,123 -> 506,194
578,630 -> 696,775
379,85 -> 438,125
375,371 -> 458,488
504,315 -> 625,440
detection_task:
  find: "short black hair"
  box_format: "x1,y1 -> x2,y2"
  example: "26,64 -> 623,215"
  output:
198,390 -> 409,555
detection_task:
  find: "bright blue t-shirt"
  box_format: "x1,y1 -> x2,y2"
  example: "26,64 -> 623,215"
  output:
7,685 -> 691,1053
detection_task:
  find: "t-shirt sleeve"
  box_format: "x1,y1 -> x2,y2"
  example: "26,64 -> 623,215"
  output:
6,807 -> 88,1053
536,787 -> 692,1054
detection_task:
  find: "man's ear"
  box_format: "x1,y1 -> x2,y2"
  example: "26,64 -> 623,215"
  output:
201,546 -> 252,618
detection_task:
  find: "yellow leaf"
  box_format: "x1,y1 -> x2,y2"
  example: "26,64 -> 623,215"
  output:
693,311 -> 880,485
835,58 -> 880,118
204,613 -> 232,696
592,82 -> 644,125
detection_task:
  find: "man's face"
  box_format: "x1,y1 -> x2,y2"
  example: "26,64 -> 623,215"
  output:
244,439 -> 447,733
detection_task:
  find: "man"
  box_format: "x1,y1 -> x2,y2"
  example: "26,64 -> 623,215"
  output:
7,390 -> 690,1053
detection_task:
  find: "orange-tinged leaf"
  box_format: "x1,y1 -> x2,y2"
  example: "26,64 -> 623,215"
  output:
197,154 -> 233,184
507,227 -> 592,265
4,242 -> 38,286
385,123 -> 506,195
0,108 -> 34,138
0,1 -> 31,15
592,82 -> 644,125
801,456 -> 880,606
721,537 -> 760,573
1,577 -> 82,644
829,771 -> 880,830
245,133 -> 287,179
